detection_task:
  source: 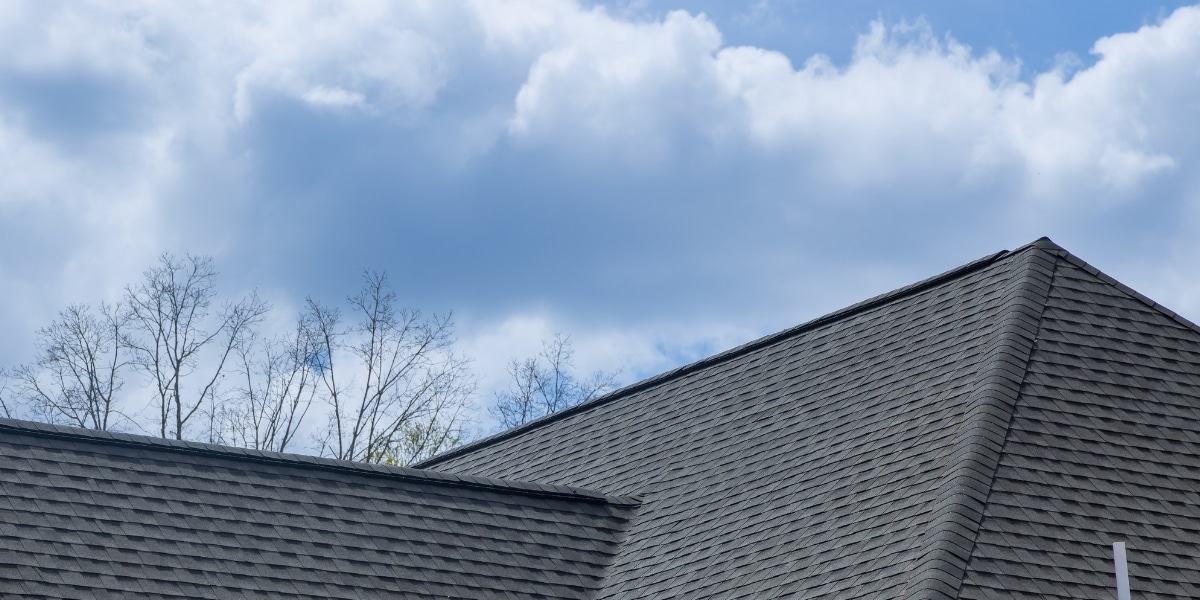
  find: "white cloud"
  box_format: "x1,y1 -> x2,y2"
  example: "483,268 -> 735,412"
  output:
505,6 -> 1200,206
227,2 -> 459,123
3,0 -> 1200,429
507,9 -> 732,161
0,1 -> 165,76
7,1 -> 1194,200
301,85 -> 365,109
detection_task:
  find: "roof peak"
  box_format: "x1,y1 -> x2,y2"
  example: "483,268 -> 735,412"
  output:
1014,235 -> 1064,253
418,237 -> 1063,469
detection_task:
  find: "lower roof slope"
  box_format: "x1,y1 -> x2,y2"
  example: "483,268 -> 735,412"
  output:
0,419 -> 638,599
422,238 -> 1200,599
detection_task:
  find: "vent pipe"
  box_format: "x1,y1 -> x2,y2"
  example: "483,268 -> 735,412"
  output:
1113,542 -> 1131,600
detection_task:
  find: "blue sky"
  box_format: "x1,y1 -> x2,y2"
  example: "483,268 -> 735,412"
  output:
1,1 -> 1199,435
600,1 -> 1192,71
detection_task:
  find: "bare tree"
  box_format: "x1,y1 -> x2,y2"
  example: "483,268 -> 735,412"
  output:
309,271 -> 474,465
214,320 -> 319,453
0,368 -> 16,419
5,255 -> 475,462
491,332 -> 618,430
124,253 -> 267,440
9,303 -> 130,430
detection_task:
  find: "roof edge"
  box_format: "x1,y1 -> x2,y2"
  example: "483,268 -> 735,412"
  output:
901,239 -> 1062,600
0,417 -> 640,507
418,246 -> 1021,469
1056,251 -> 1200,335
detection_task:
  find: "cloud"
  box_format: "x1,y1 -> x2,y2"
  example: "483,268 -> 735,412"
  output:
507,7 -> 1199,208
301,86 -> 366,109
7,2 -> 1193,201
507,9 -> 733,162
0,117 -> 70,205
225,3 -> 463,124
2,0 -> 1200,435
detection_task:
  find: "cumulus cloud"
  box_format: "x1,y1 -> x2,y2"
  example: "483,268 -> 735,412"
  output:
224,3 -> 465,123
6,1 -> 1195,196
507,6 -> 1199,206
507,9 -> 734,161
2,0 -> 1200,431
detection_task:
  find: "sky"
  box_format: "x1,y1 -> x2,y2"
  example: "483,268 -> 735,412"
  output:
1,0 -> 1199,438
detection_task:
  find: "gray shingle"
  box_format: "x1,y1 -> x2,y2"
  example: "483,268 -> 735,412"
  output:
10,237 -> 1200,598
424,238 -> 1200,599
424,240 -> 1054,598
0,419 -> 638,599
957,254 -> 1200,600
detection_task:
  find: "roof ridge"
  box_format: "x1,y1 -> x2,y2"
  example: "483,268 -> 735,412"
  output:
417,243 -> 1036,469
901,240 -> 1062,600
0,417 -> 640,507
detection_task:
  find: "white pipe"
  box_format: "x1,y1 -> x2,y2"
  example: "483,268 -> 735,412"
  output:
1113,541 -> 1131,600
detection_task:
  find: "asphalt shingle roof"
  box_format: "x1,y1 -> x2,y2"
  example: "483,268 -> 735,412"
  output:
6,237 -> 1200,598
0,419 -> 638,599
421,238 -> 1200,599
956,252 -> 1200,600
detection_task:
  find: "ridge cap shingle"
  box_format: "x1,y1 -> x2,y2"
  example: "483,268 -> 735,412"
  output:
901,240 -> 1062,600
0,417 -> 640,507
417,239 -> 1056,470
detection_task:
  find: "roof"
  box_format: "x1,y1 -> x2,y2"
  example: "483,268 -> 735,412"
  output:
0,418 -> 638,599
421,238 -> 1200,599
6,237 -> 1200,599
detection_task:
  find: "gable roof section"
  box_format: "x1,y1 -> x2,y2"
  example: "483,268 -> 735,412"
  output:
957,251 -> 1200,599
421,238 -> 1200,599
0,418 -> 638,599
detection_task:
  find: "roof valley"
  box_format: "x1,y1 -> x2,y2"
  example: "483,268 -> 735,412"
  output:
902,240 -> 1063,600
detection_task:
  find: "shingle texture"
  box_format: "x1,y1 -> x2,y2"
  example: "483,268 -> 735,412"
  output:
7,237 -> 1200,599
957,252 -> 1200,600
0,420 -> 638,599
423,238 -> 1200,599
